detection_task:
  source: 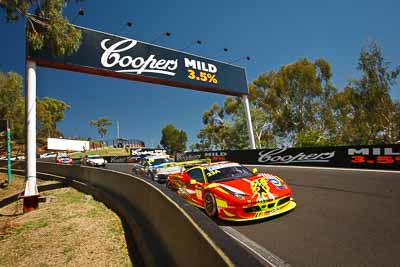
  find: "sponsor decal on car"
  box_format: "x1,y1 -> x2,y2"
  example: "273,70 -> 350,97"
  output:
259,173 -> 285,189
250,178 -> 273,201
268,207 -> 280,215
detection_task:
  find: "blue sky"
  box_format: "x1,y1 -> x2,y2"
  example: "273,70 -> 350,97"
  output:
1,0 -> 399,147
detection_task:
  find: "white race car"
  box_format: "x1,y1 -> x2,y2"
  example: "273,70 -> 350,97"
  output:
82,155 -> 107,167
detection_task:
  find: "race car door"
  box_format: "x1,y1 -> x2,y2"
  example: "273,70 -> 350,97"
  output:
186,168 -> 206,207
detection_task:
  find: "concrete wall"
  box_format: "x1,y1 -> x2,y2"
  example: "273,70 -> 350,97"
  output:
0,160 -> 263,267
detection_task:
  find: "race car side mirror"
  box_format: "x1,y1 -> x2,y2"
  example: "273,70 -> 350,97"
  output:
190,179 -> 196,185
252,168 -> 258,174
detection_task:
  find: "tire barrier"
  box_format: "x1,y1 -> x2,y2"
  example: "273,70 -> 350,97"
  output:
0,160 -> 264,267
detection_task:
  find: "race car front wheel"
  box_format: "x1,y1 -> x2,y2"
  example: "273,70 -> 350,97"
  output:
204,191 -> 218,218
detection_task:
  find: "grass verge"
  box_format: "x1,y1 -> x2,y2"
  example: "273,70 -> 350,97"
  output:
70,147 -> 130,159
0,174 -> 132,266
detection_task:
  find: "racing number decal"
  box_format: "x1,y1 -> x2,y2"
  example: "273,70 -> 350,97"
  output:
207,169 -> 220,177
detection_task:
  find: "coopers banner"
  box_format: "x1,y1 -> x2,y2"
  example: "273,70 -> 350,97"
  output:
27,25 -> 248,96
177,144 -> 400,170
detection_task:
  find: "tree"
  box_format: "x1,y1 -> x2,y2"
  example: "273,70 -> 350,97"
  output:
160,124 -> 187,154
212,58 -> 338,149
196,103 -> 227,150
195,43 -> 399,149
331,86 -> 358,144
90,117 -> 112,140
224,85 -> 276,149
345,41 -> 400,144
294,129 -> 332,147
37,97 -> 71,138
393,101 -> 400,143
0,71 -> 25,139
0,0 -> 82,56
194,103 -> 247,150
0,70 -> 71,148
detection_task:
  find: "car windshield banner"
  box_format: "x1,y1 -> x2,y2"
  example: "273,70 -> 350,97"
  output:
27,25 -> 248,96
178,144 -> 400,170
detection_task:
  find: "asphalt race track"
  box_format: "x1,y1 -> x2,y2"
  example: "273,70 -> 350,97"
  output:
106,163 -> 400,267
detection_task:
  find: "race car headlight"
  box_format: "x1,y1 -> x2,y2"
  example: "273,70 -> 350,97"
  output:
233,192 -> 246,200
222,187 -> 247,200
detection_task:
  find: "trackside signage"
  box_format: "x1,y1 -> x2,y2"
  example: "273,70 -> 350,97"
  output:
27,26 -> 248,96
130,148 -> 167,156
178,144 -> 400,170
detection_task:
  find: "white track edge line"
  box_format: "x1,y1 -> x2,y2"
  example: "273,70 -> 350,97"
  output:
221,226 -> 290,267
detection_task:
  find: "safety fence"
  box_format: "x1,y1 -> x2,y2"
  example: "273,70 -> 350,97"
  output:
0,160 -> 263,267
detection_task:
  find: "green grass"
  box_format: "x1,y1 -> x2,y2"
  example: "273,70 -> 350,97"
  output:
62,246 -> 75,263
14,218 -> 49,236
0,187 -> 132,266
70,147 -> 130,159
60,189 -> 83,204
86,208 -> 99,218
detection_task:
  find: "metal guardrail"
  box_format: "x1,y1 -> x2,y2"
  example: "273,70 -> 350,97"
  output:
0,160 -> 264,267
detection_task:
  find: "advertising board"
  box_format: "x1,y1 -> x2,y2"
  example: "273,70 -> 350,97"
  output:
178,145 -> 400,170
27,25 -> 248,96
47,138 -> 89,152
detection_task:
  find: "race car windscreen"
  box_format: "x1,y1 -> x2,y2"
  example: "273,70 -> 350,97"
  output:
150,158 -> 171,165
205,165 -> 254,182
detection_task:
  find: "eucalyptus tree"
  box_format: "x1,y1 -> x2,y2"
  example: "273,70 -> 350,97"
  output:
347,42 -> 400,144
160,124 -> 187,154
90,117 -> 112,140
1,0 -> 83,56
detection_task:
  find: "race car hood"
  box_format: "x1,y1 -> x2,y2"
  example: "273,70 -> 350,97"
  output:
211,173 -> 291,201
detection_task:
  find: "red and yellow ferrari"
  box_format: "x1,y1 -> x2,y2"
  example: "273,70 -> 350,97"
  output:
166,161 -> 296,221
